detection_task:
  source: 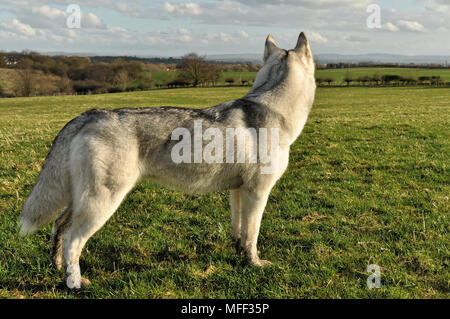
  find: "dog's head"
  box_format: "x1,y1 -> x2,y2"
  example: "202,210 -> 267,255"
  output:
252,32 -> 315,94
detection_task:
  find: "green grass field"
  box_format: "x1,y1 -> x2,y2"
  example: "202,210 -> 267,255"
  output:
0,86 -> 448,298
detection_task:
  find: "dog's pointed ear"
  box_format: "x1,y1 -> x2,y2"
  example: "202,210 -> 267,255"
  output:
264,34 -> 281,62
294,32 -> 311,57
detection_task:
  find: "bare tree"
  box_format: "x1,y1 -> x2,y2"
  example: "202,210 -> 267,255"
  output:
113,69 -> 129,91
15,69 -> 35,97
177,52 -> 211,87
58,76 -> 73,94
0,52 -> 7,68
137,72 -> 153,90
372,72 -> 382,86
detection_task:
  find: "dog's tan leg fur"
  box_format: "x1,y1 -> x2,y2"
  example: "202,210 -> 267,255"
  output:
51,206 -> 72,270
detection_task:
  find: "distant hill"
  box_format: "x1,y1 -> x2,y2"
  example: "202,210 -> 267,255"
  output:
6,50 -> 450,66
205,54 -> 263,64
315,53 -> 450,65
43,51 -> 98,57
89,56 -> 182,64
205,53 -> 450,65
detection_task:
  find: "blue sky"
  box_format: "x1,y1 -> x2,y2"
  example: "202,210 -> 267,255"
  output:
0,0 -> 449,57
377,0 -> 422,9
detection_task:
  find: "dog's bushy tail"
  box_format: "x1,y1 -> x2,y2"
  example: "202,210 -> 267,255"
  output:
19,162 -> 68,236
19,112 -> 91,236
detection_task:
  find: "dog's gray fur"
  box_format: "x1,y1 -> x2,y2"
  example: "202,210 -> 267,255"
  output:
19,32 -> 316,289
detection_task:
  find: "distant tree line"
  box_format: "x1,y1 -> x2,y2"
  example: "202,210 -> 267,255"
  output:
1,50 -> 449,97
1,51 -> 150,96
315,61 -> 450,70
316,71 -> 448,87
0,51 -> 261,97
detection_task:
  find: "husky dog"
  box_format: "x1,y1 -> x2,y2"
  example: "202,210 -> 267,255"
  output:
19,32 -> 316,289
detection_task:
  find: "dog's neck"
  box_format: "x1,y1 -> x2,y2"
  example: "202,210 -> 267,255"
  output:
245,72 -> 315,146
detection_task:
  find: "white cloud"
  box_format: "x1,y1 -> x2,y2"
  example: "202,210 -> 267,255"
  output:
3,4 -> 105,30
32,5 -> 65,20
233,0 -> 371,9
1,18 -> 36,37
309,32 -> 328,43
185,3 -> 202,15
204,31 -> 233,43
237,30 -> 249,38
163,2 -> 202,16
176,28 -> 193,42
84,12 -> 103,28
219,32 -> 231,42
164,2 -> 175,13
397,20 -> 425,32
383,22 -> 399,32
0,0 -> 448,56
115,3 -> 138,16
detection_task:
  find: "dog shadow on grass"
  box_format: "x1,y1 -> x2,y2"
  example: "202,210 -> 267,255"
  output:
5,238 -> 247,296
84,240 -> 243,273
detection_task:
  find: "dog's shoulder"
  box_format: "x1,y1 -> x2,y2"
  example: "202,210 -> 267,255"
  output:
203,98 -> 268,128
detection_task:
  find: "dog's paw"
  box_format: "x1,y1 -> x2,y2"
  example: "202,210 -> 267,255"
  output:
66,264 -> 82,289
80,277 -> 91,287
66,276 -> 91,289
251,259 -> 272,267
66,273 -> 81,289
257,259 -> 272,267
246,255 -> 273,267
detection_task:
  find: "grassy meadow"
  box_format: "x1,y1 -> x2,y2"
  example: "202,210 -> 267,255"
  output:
0,86 -> 449,298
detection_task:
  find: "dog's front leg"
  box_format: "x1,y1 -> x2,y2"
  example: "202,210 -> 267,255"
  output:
239,187 -> 272,267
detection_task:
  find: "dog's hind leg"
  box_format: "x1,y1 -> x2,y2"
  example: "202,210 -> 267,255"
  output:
62,134 -> 141,289
51,205 -> 72,270
62,177 -> 137,289
230,189 -> 242,254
